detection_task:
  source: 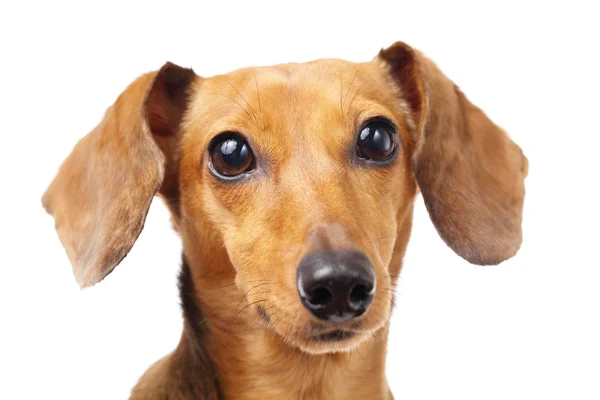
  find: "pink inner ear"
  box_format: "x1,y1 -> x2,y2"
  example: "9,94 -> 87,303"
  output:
145,62 -> 197,137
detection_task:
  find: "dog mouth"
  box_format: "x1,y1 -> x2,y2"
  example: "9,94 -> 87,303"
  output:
309,329 -> 357,342
257,305 -> 361,344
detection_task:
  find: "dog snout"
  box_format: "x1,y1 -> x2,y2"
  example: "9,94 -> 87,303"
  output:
297,250 -> 375,322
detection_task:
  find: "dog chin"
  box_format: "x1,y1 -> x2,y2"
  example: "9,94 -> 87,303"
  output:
270,324 -> 378,355
293,329 -> 372,355
256,305 -> 383,354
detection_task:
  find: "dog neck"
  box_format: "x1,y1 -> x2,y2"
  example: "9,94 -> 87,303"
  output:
177,253 -> 393,400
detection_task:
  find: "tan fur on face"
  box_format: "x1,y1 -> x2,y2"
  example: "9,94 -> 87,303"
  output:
177,61 -> 417,356
43,42 -> 527,399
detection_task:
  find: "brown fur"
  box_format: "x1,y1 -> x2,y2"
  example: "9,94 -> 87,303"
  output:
43,42 -> 527,399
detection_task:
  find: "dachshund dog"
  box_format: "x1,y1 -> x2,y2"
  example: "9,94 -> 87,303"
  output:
43,41 -> 527,399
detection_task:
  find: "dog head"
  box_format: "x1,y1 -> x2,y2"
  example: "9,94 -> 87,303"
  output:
43,42 -> 527,354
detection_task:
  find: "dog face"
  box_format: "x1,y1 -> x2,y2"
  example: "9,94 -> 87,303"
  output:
43,42 -> 527,355
178,60 -> 416,353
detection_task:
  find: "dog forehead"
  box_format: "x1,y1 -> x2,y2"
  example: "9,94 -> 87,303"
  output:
206,58 -> 370,89
186,59 -> 396,139
196,59 -> 392,110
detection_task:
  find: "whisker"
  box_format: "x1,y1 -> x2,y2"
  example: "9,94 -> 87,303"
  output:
248,290 -> 272,297
208,92 -> 253,120
343,66 -> 360,113
195,294 -> 271,327
385,287 -> 399,295
225,77 -> 258,118
365,230 -> 386,269
194,279 -> 274,294
355,346 -> 365,362
305,352 -> 314,385
196,308 -> 220,327
347,82 -> 365,114
254,72 -> 262,116
373,310 -> 391,327
370,330 -> 378,344
344,350 -> 353,373
287,352 -> 305,400
225,299 -> 267,336
225,283 -> 272,333
340,73 -> 344,114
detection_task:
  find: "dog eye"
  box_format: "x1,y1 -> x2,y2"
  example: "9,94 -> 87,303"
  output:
209,134 -> 255,177
356,119 -> 396,161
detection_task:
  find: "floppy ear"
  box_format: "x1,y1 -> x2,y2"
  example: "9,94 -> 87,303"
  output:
378,42 -> 528,265
42,63 -> 197,288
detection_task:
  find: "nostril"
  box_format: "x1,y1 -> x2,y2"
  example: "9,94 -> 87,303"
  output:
309,286 -> 332,308
348,283 -> 373,310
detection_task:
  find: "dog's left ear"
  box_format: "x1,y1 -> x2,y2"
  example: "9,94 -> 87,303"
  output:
43,63 -> 197,288
377,42 -> 528,265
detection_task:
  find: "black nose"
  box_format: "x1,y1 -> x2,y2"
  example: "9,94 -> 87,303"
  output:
297,250 -> 375,322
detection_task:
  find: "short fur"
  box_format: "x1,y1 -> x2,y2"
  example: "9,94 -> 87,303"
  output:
43,41 -> 527,399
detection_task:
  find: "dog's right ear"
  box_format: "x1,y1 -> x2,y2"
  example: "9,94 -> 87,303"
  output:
42,63 -> 197,288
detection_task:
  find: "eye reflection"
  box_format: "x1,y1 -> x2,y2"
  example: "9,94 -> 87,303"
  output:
356,119 -> 396,161
209,134 -> 255,177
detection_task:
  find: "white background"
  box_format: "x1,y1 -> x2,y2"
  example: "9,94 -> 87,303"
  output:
1,1 -> 599,399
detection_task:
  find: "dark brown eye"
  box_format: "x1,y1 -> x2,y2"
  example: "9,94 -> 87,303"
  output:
209,134 -> 255,177
356,119 -> 396,161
